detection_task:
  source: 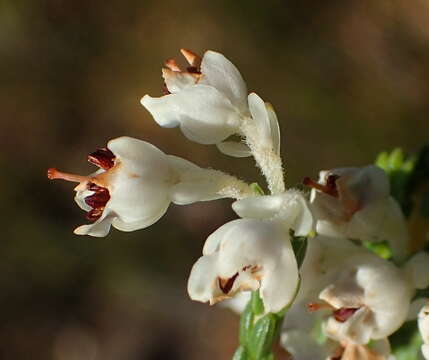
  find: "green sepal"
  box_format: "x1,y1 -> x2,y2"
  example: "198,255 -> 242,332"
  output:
390,320 -> 423,360
248,313 -> 279,359
250,182 -> 265,196
239,302 -> 255,346
261,353 -> 274,360
375,147 -> 416,215
251,290 -> 265,315
232,346 -> 248,360
362,240 -> 392,260
290,230 -> 308,269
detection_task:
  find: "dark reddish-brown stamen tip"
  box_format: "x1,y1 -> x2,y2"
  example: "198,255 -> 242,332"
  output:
84,182 -> 110,222
303,175 -> 339,197
88,148 -> 115,170
219,272 -> 239,294
333,307 -> 358,323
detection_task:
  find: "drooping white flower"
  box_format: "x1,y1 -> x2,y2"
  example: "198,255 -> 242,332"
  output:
418,302 -> 429,360
304,165 -> 409,260
188,209 -> 312,313
319,253 -> 413,345
141,49 -> 285,193
48,136 -> 251,237
187,219 -> 298,313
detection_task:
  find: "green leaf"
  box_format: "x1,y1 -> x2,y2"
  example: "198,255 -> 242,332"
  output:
240,302 -> 255,346
250,183 -> 265,196
251,290 -> 264,315
248,314 -> 279,359
390,320 -> 423,360
232,346 -> 248,360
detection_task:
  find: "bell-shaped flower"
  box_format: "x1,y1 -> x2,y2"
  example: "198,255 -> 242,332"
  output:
418,302 -> 429,360
188,209 -> 312,314
188,191 -> 313,312
318,254 -> 413,345
48,136 -> 252,237
140,50 -> 280,156
304,165 -> 409,260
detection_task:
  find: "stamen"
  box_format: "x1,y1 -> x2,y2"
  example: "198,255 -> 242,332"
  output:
180,48 -> 202,68
333,307 -> 358,323
303,174 -> 339,197
162,82 -> 171,95
219,272 -> 239,294
85,192 -> 110,208
307,302 -> 334,312
84,182 -> 110,222
88,148 -> 115,170
165,58 -> 181,72
86,208 -> 104,222
47,168 -> 88,183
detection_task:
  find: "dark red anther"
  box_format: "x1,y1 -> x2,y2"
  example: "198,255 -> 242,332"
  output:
333,307 -> 358,323
186,66 -> 201,74
303,174 -> 340,197
162,82 -> 171,95
84,182 -> 110,222
86,208 -> 104,222
219,272 -> 239,294
84,192 -> 110,208
87,182 -> 107,192
88,148 -> 115,170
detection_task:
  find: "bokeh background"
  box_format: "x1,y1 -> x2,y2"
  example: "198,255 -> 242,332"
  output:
1,0 -> 429,359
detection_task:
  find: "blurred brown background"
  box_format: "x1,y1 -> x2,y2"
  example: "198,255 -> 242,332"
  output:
1,0 -> 429,359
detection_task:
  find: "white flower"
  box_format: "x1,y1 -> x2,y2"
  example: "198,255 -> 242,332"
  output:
188,218 -> 302,313
319,253 -> 413,345
418,302 -> 429,360
304,165 -> 409,260
48,136 -> 251,237
141,50 -> 274,148
140,50 -> 285,193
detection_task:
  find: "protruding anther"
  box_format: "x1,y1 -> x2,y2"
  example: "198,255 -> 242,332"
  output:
88,148 -> 115,170
180,49 -> 202,68
333,307 -> 358,323
47,168 -> 88,183
303,175 -> 339,197
165,58 -> 181,71
218,272 -> 239,294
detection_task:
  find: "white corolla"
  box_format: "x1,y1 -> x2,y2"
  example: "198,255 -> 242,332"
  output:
319,253 -> 413,345
188,191 -> 313,313
48,136 -> 251,237
304,165 -> 409,260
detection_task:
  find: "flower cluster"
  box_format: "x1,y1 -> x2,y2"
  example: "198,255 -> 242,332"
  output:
48,49 -> 429,360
